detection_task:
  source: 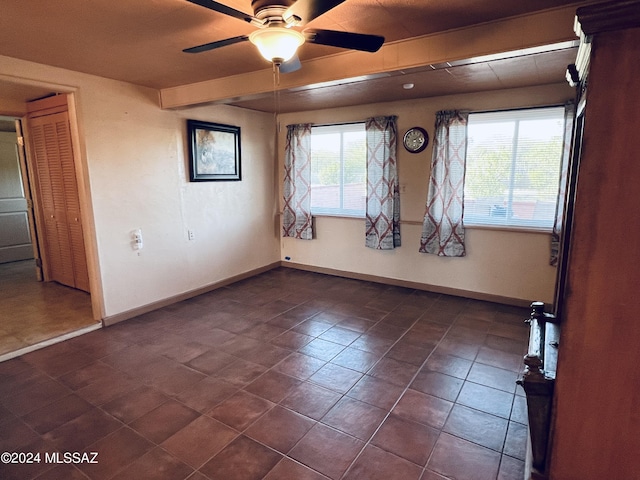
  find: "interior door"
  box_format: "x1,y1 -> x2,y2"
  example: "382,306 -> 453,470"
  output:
28,106 -> 89,292
15,118 -> 44,280
0,130 -> 33,264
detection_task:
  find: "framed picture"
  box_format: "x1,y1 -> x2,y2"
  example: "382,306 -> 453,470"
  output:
187,120 -> 241,181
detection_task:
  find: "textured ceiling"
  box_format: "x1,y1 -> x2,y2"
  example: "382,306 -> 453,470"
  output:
0,0 -> 589,91
228,45 -> 578,112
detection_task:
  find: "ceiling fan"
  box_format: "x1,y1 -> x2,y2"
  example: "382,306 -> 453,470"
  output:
183,0 -> 385,72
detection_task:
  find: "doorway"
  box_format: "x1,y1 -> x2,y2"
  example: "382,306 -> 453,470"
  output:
0,120 -> 34,265
0,111 -> 96,359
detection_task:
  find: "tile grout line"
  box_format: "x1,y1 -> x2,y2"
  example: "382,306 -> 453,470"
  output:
338,294 -> 461,480
2,270 -> 528,480
206,290 -> 445,480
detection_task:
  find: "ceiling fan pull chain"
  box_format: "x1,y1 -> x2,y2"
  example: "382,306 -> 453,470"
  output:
272,62 -> 281,117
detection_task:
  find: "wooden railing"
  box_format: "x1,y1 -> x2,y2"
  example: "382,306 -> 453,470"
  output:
517,302 -> 560,478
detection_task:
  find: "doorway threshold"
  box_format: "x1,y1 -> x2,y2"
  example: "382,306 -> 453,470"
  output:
0,322 -> 102,363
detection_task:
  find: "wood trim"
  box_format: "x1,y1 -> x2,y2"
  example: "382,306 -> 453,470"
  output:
67,92 -> 103,320
102,262 -> 281,326
280,261 -> 532,308
14,119 -> 43,278
23,91 -> 104,320
161,5 -> 579,109
104,258 -> 532,327
26,94 -> 69,117
576,0 -> 640,36
22,117 -> 52,283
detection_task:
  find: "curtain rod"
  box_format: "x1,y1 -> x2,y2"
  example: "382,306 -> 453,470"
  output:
284,104 -> 570,128
313,120 -> 364,128
286,117 -> 395,129
284,120 -> 363,129
470,102 -> 570,116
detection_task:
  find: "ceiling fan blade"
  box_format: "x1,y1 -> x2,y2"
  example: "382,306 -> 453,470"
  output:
186,0 -> 256,24
304,29 -> 385,52
183,35 -> 249,53
280,55 -> 302,74
284,0 -> 346,26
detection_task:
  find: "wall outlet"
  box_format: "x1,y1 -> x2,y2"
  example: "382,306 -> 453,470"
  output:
132,229 -> 143,250
188,229 -> 195,240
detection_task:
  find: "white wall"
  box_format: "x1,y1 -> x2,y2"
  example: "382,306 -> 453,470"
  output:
0,53 -> 572,316
0,55 -> 280,319
278,83 -> 574,305
89,100 -> 279,317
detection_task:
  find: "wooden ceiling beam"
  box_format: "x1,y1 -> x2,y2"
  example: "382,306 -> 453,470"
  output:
160,4 -> 579,109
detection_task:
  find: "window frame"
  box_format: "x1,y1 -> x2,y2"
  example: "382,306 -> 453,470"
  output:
462,106 -> 566,232
309,122 -> 367,218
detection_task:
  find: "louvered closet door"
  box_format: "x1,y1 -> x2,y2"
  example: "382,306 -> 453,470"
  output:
29,112 -> 89,292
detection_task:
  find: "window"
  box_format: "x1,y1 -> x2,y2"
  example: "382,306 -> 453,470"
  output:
310,123 -> 366,217
463,106 -> 565,230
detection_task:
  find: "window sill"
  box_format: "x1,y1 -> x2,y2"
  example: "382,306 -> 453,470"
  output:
311,212 -> 365,220
463,223 -> 552,234
281,212 -> 552,235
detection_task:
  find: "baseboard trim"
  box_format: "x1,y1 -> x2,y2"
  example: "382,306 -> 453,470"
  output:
102,262 -> 281,327
103,258 -> 531,327
280,261 -> 531,308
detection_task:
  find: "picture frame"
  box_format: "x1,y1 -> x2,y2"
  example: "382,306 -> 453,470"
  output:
187,119 -> 241,181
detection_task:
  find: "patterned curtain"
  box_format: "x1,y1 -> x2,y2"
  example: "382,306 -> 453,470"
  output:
282,124 -> 313,240
365,115 -> 401,249
419,110 -> 468,257
550,102 -> 576,265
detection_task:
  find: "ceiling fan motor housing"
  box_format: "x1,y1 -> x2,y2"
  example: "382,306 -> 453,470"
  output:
251,0 -> 296,16
184,0 -> 384,61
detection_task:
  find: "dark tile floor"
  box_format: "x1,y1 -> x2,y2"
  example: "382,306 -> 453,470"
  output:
0,267 -> 530,480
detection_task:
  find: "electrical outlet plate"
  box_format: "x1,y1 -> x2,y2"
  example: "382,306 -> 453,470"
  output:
132,229 -> 143,249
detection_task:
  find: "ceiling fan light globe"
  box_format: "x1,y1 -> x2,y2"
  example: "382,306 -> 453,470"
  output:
249,27 -> 304,63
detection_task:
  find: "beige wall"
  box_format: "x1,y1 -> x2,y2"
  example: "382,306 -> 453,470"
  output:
0,52 -> 574,319
0,55 -> 280,320
89,99 -> 279,318
278,83 -> 574,305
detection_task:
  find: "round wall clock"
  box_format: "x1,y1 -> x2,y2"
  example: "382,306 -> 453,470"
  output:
403,127 -> 429,153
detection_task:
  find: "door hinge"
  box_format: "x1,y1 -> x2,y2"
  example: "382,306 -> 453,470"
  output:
35,258 -> 42,268
17,136 -> 24,147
